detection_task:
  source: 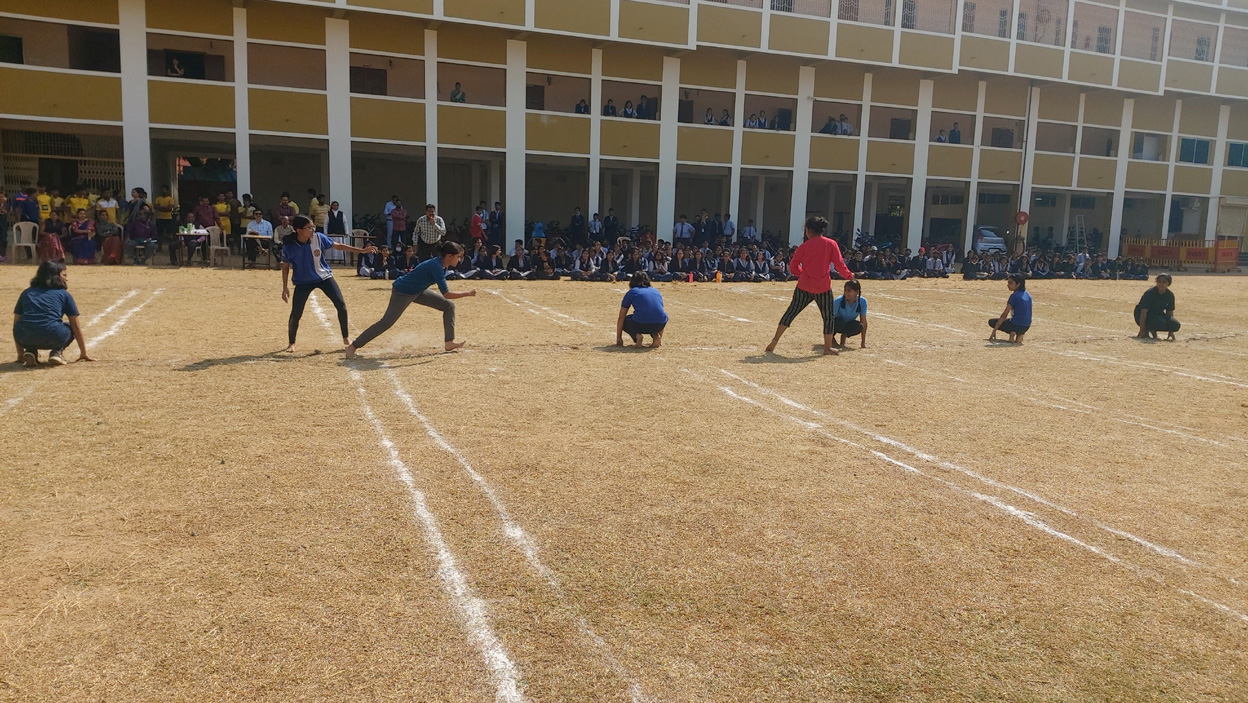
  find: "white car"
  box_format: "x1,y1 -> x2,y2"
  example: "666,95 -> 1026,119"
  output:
973,226 -> 1007,254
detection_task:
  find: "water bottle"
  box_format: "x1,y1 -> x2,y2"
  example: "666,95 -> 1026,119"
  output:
715,270 -> 722,283
688,271 -> 693,283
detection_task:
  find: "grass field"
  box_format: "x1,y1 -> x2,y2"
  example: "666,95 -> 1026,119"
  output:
1,265 -> 1246,702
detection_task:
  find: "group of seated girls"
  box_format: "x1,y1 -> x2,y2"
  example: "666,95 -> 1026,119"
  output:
961,250 -> 1151,280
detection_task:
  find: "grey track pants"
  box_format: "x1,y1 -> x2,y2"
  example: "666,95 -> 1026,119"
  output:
353,289 -> 456,348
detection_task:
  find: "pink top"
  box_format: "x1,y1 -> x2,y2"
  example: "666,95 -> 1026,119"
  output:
791,235 -> 853,294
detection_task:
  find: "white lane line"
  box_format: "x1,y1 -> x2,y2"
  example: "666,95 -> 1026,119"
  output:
715,368 -> 1243,583
504,293 -> 593,326
384,368 -> 652,703
1050,349 -> 1248,389
310,296 -> 527,703
86,289 -> 164,350
486,289 -> 569,326
666,298 -> 754,323
704,372 -> 1248,626
86,289 -> 139,327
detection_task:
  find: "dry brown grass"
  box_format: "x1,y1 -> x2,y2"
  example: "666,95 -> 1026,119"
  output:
1,265 -> 1245,702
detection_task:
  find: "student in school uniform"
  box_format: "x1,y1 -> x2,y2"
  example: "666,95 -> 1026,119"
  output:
281,215 -> 377,353
832,279 -> 868,350
1134,273 -> 1180,341
569,249 -> 597,281
346,241 -> 476,359
731,248 -> 754,282
988,273 -> 1032,344
475,245 -> 507,280
12,261 -> 94,367
507,245 -> 534,279
616,271 -> 668,348
751,251 -> 773,281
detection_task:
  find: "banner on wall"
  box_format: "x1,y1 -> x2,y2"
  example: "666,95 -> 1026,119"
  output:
1121,237 -> 1241,271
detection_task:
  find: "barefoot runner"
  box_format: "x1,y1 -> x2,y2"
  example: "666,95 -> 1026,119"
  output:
765,216 -> 854,356
281,215 -> 376,353
346,242 -> 476,359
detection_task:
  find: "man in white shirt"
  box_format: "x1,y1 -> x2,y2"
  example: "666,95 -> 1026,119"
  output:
587,212 -> 603,242
672,214 -> 694,243
722,213 -> 736,243
383,195 -> 398,248
245,209 -> 273,264
739,219 -> 759,244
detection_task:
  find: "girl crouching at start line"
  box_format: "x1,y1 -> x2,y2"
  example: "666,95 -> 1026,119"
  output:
616,271 -> 667,348
988,273 -> 1032,344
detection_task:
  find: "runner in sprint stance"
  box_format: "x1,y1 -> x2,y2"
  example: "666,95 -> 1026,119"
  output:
282,215 -> 376,353
765,215 -> 854,356
345,241 -> 476,359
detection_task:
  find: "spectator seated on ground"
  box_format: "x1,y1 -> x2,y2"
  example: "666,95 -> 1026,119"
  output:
476,246 -> 508,280
358,246 -> 393,279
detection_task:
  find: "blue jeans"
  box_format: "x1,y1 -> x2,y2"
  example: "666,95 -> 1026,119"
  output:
14,323 -> 72,353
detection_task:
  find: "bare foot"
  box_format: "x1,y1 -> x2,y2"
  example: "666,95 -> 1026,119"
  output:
765,339 -> 778,353
445,341 -> 465,352
822,346 -> 840,356
341,338 -> 350,347
284,344 -> 296,353
651,338 -> 662,349
635,340 -> 646,348
344,344 -> 357,360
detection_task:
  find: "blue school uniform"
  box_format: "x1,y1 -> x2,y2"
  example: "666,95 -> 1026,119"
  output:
393,256 -> 449,296
621,286 -> 667,324
282,232 -> 337,284
1008,290 -> 1032,327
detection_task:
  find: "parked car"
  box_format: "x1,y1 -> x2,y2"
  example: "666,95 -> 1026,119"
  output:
972,226 -> 1007,254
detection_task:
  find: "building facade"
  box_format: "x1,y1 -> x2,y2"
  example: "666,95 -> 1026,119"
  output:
2,0 -> 1248,254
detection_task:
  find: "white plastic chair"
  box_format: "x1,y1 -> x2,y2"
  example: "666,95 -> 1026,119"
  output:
11,221 -> 38,261
207,226 -> 229,266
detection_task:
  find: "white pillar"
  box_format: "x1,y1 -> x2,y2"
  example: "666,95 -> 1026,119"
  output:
1162,99 -> 1182,239
1108,98 -> 1134,258
656,56 -> 680,237
1206,104 -> 1231,242
424,29 -> 439,205
852,72 -> 873,236
1060,192 -> 1072,245
630,167 -> 641,230
1019,85 -> 1041,236
470,163 -> 481,209
906,79 -> 934,252
729,59 -> 747,226
233,7 -> 250,196
489,158 -> 501,209
788,65 -> 815,247
118,0 -> 151,192
325,18 -> 352,223
865,179 -> 878,235
590,48 -> 603,217
505,39 -> 527,242
755,175 -> 767,234
964,80 -> 986,250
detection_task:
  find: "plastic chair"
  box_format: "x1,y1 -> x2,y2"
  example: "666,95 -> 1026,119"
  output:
208,226 -> 229,266
11,221 -> 38,261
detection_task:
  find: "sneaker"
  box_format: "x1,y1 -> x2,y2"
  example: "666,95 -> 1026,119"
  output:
21,351 -> 37,368
48,351 -> 67,366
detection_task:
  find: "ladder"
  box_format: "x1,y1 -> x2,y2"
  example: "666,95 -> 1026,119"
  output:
1070,214 -> 1088,252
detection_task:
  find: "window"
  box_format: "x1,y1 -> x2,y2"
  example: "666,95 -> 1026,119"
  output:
979,192 -> 1010,205
901,0 -> 916,29
1016,12 -> 1027,40
1228,142 -> 1248,168
1034,194 -> 1057,207
839,0 -> 859,21
350,66 -> 387,95
931,194 -> 965,205
990,127 -> 1015,148
885,0 -> 894,26
1179,138 -> 1211,164
1151,27 -> 1160,61
1195,35 -> 1211,62
0,35 -> 23,64
771,0 -> 795,11
68,27 -> 120,73
1071,196 -> 1096,209
1096,26 -> 1112,54
998,8 -> 1009,37
962,2 -> 976,32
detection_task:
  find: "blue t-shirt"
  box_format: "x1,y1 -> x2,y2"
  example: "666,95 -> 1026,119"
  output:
621,286 -> 667,325
393,256 -> 449,296
13,287 -> 78,334
832,294 -> 867,323
1008,289 -> 1033,327
282,232 -> 336,285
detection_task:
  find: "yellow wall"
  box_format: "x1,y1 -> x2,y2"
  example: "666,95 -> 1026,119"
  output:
438,105 -> 506,148
1117,60 -> 1162,94
1126,162 -> 1169,191
527,113 -> 591,153
348,12 -> 426,55
250,88 -> 327,134
1014,44 -> 1064,79
0,66 -> 121,120
347,0 -> 435,13
1165,61 -> 1213,93
444,0 -> 525,25
528,39 -> 592,74
1076,156 -> 1116,190
865,140 -> 915,174
246,3 -> 326,44
1221,169 -> 1248,197
928,144 -> 973,179
1172,165 -> 1213,194
809,135 -> 859,171
1067,53 -> 1114,86
1229,104 -> 1248,141
814,62 -> 864,101
978,148 -> 1022,181
1082,92 -> 1124,126
836,25 -> 893,64
535,0 -> 610,36
675,126 -> 732,163
147,0 -> 232,36
351,97 -> 425,142
899,33 -> 954,71
742,132 -> 795,167
1132,96 -> 1176,133
437,24 -> 509,64
769,14 -> 829,56
744,55 -> 799,95
602,45 -> 665,82
696,5 -> 762,48
680,49 -> 739,89
29,0 -> 116,24
1216,66 -> 1248,98
1038,84 -> 1081,122
984,79 -> 1029,117
932,74 -> 979,112
871,69 -> 919,106
959,36 -> 1009,72
1032,154 -> 1074,186
601,120 -> 660,159
1179,97 -> 1221,136
618,0 -> 688,45
149,81 -> 234,128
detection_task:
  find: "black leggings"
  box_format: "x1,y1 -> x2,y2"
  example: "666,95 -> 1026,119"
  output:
290,278 -> 348,344
779,287 -> 835,335
987,318 -> 1030,334
834,318 -> 863,336
1134,306 -> 1180,333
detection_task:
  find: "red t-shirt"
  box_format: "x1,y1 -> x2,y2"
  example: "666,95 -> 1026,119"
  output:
790,235 -> 853,294
471,213 -> 486,239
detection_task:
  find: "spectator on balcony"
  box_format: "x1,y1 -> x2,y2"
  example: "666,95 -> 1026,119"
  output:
637,95 -> 653,120
704,108 -> 715,125
746,113 -> 760,128
757,110 -> 768,129
167,57 -> 185,78
819,116 -> 838,134
603,99 -> 617,116
575,99 -> 590,114
621,100 -> 637,118
838,114 -> 854,135
935,129 -> 948,143
949,122 -> 962,144
450,82 -> 466,103
719,109 -> 732,126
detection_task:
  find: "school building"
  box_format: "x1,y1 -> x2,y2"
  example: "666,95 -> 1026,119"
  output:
3,0 -> 1248,255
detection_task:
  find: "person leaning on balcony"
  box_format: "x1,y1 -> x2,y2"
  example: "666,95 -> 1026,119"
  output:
450,82 -> 466,103
603,99 -> 617,116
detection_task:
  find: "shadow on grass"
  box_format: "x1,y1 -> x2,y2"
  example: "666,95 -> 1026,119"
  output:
342,354 -> 442,371
740,351 -> 820,364
593,344 -> 658,353
178,349 -> 307,371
